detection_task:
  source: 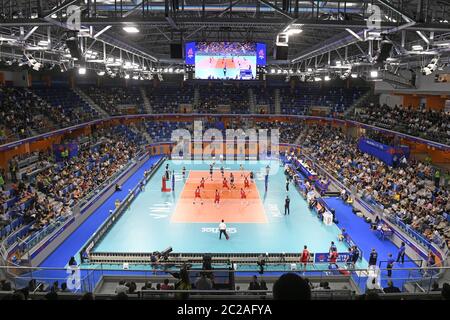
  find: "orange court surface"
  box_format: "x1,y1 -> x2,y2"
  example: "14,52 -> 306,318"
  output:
171,170 -> 268,223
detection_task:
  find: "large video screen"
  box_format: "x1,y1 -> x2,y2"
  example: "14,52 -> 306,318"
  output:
185,42 -> 266,80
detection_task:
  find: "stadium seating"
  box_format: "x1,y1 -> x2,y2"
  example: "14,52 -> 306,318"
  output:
81,85 -> 146,115
197,83 -> 251,114
252,87 -> 276,113
280,84 -> 367,115
295,125 -> 450,248
147,85 -> 195,114
0,125 -> 142,254
0,87 -> 62,142
349,104 -> 450,145
32,86 -> 99,125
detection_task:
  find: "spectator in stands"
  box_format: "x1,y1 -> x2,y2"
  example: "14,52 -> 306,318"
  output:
60,283 -> 69,292
0,207 -> 9,227
141,281 -> 154,291
115,280 -> 129,294
383,280 -> 401,293
0,169 -> 4,191
0,280 -> 12,291
50,281 -> 59,292
126,281 -> 137,294
435,169 -> 441,188
259,280 -> 268,295
248,275 -> 261,291
195,273 -> 213,290
272,273 -> 311,300
174,266 -> 192,299
431,282 -> 440,292
160,279 -> 173,290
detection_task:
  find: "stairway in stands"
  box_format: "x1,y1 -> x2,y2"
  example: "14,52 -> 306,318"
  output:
73,87 -> 109,118
28,89 -> 60,133
193,87 -> 200,108
343,90 -> 376,118
248,88 -> 256,113
274,89 -> 281,114
128,122 -> 153,144
139,87 -> 152,114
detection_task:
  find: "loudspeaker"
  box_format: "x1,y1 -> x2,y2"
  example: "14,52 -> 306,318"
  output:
170,43 -> 183,59
66,38 -> 81,60
275,46 -> 289,60
376,41 -> 393,63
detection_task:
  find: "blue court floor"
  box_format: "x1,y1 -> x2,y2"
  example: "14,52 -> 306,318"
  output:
93,159 -> 354,257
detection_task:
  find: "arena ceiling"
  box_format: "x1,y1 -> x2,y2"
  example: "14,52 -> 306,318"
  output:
0,0 -> 450,80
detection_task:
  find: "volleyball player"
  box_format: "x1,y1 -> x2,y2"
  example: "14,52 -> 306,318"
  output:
209,164 -> 214,181
193,186 -> 203,205
182,166 -> 186,179
240,188 -> 248,206
230,172 -> 236,189
200,177 -> 205,189
244,175 -> 250,189
329,249 -> 339,269
222,177 -> 231,191
220,166 -> 224,177
239,164 -> 244,177
300,245 -> 310,273
249,171 -> 254,183
214,189 -> 221,207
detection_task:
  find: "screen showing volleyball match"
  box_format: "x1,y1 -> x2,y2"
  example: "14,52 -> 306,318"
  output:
185,41 -> 266,80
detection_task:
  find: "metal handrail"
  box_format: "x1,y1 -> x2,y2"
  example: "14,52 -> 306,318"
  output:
1,264 -> 447,273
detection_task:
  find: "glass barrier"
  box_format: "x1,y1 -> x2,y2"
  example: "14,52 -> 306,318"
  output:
0,264 -> 447,296
22,214 -> 73,252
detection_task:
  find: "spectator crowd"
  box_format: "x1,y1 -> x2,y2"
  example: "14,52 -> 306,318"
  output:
350,104 -> 450,145
296,125 -> 450,248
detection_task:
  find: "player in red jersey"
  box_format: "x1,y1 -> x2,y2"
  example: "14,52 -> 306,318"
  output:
193,186 -> 203,205
244,176 -> 250,189
200,177 -> 205,189
300,245 -> 310,273
230,173 -> 236,189
240,188 -> 247,206
329,250 -> 339,269
214,189 -> 221,207
222,177 -> 230,191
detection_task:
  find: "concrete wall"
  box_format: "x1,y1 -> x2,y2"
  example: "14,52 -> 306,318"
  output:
375,67 -> 450,110
375,67 -> 450,94
379,93 -> 403,107
0,70 -> 30,87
